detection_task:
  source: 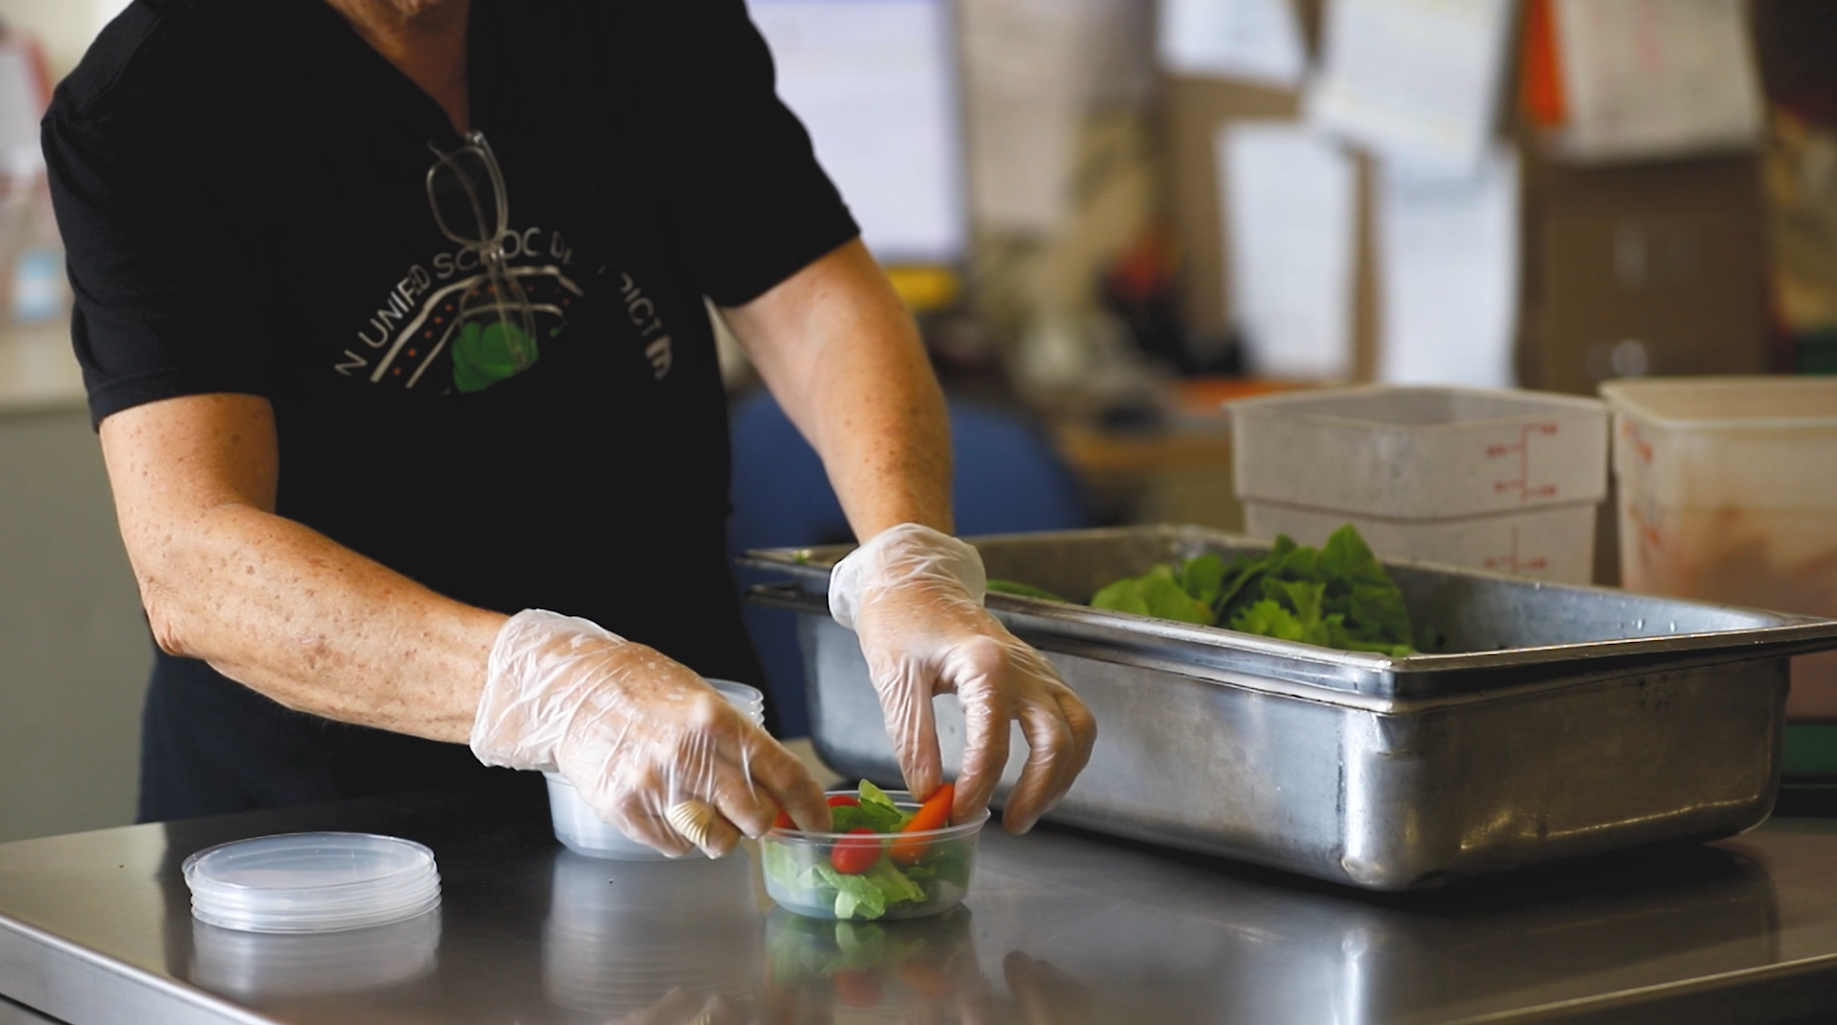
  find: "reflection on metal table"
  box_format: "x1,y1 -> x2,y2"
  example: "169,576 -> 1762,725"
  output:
3,787 -> 1837,1024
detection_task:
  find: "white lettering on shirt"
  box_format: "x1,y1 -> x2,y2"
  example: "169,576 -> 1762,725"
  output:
619,272 -> 672,380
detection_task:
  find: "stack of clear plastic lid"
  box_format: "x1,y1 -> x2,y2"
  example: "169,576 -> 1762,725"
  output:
182,833 -> 442,933
545,679 -> 767,861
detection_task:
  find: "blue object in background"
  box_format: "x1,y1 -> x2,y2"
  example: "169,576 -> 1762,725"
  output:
727,388 -> 1093,737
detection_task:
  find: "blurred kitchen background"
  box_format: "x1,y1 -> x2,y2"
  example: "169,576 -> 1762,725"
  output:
2,0 -> 1834,843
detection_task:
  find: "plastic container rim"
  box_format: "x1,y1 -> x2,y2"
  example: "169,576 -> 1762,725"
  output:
766,789 -> 991,842
190,892 -> 443,934
182,833 -> 437,896
1601,377 -> 1837,431
1225,383 -> 1608,430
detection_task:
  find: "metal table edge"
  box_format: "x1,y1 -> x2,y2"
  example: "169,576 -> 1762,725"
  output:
1444,949 -> 1837,1024
0,912 -> 265,1025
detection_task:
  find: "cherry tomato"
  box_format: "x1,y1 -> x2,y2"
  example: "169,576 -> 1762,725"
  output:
827,794 -> 862,808
890,782 -> 954,866
772,806 -> 793,830
829,828 -> 882,874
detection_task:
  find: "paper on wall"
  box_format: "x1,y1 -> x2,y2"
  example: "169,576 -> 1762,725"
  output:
958,0 -> 1092,235
1376,146 -> 1520,389
1086,0 -> 1157,109
1550,0 -> 1763,163
748,0 -> 967,263
1217,122 -> 1357,379
0,45 -> 45,179
1305,0 -> 1514,173
1157,0 -> 1307,88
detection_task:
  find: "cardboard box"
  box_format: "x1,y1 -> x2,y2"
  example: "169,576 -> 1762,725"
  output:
1158,1 -> 1768,394
1516,154 -> 1770,395
1156,0 -> 1384,378
1160,75 -> 1379,381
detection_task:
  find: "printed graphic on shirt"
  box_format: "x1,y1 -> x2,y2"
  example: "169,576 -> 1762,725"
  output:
613,268 -> 673,381
335,227 -> 583,393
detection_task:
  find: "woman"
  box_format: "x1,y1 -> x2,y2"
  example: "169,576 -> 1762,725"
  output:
43,0 -> 1095,855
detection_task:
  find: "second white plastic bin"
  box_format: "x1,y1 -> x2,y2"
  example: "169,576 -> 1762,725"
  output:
1602,376 -> 1837,718
1228,386 -> 1610,583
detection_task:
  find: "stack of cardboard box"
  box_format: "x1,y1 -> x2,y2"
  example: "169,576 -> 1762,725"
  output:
1160,0 -> 1770,397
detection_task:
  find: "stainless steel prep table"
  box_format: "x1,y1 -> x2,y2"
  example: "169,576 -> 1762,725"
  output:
5,788 -> 1837,1025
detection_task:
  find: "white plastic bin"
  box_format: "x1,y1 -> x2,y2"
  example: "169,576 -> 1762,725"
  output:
1602,377 -> 1837,719
1227,386 -> 1609,582
1243,501 -> 1599,584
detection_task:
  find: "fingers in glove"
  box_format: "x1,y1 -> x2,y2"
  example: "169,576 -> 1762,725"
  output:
949,640 -> 1014,824
740,730 -> 833,832
699,755 -> 783,839
876,660 -> 945,802
1055,686 -> 1098,788
665,797 -> 743,859
998,692 -> 1075,833
611,789 -> 696,859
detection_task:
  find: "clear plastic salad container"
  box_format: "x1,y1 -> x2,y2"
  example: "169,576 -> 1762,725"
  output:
545,679 -> 766,861
761,788 -> 986,921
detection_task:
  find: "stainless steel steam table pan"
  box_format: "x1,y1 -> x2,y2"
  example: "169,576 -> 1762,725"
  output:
744,525 -> 1837,891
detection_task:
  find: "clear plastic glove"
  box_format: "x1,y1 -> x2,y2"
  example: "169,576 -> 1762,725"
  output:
470,609 -> 830,858
829,524 -> 1097,833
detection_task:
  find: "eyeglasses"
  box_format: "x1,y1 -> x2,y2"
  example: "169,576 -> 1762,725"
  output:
426,131 -> 537,379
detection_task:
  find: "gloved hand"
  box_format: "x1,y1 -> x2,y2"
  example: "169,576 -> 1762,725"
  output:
470,609 -> 830,857
829,524 -> 1097,833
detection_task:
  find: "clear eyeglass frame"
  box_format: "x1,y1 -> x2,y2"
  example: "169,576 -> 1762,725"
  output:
425,130 -> 537,370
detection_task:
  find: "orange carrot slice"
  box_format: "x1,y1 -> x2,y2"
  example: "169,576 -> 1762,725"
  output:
889,783 -> 954,866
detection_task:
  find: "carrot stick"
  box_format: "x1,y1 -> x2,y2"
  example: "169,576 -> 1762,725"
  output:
889,783 -> 954,866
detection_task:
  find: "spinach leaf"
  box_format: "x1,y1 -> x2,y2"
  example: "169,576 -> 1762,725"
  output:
814,864 -> 887,920
1177,553 -> 1228,609
1091,567 -> 1213,625
983,525 -> 1419,658
857,780 -> 913,829
832,802 -> 903,834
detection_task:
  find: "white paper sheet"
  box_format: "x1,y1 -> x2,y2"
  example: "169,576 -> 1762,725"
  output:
1218,123 -> 1357,379
1305,0 -> 1514,173
748,0 -> 967,263
0,46 -> 44,178
957,0 -> 1094,235
1376,146 -> 1520,389
1157,0 -> 1307,87
1551,0 -> 1763,163
1086,0 -> 1157,108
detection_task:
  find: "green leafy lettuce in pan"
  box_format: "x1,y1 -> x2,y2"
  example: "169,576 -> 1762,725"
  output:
1086,525 -> 1416,656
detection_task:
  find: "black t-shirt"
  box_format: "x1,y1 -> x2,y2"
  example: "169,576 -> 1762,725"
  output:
43,0 -> 859,820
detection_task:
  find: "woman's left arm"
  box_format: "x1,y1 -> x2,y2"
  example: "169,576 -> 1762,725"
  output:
719,241 -> 1097,833
718,239 -> 953,538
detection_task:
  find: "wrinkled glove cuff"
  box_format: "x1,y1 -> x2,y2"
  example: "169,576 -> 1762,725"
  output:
828,523 -> 987,630
470,608 -> 629,772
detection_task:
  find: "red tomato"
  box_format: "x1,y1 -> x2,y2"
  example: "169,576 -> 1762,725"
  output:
772,806 -> 793,830
827,794 -> 861,808
890,783 -> 954,867
829,828 -> 882,874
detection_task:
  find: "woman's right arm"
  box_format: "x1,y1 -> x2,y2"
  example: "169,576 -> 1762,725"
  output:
100,392 -> 503,742
99,392 -> 829,853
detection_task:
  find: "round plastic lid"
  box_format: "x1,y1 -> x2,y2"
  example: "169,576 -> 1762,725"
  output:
183,832 -> 442,934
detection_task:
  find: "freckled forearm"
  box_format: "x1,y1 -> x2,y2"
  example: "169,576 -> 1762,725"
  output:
100,394 -> 505,745
135,502 -> 504,743
724,240 -> 953,540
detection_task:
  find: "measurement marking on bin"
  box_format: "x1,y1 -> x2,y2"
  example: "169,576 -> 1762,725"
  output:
1488,423 -> 1562,503
1483,525 -> 1548,575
